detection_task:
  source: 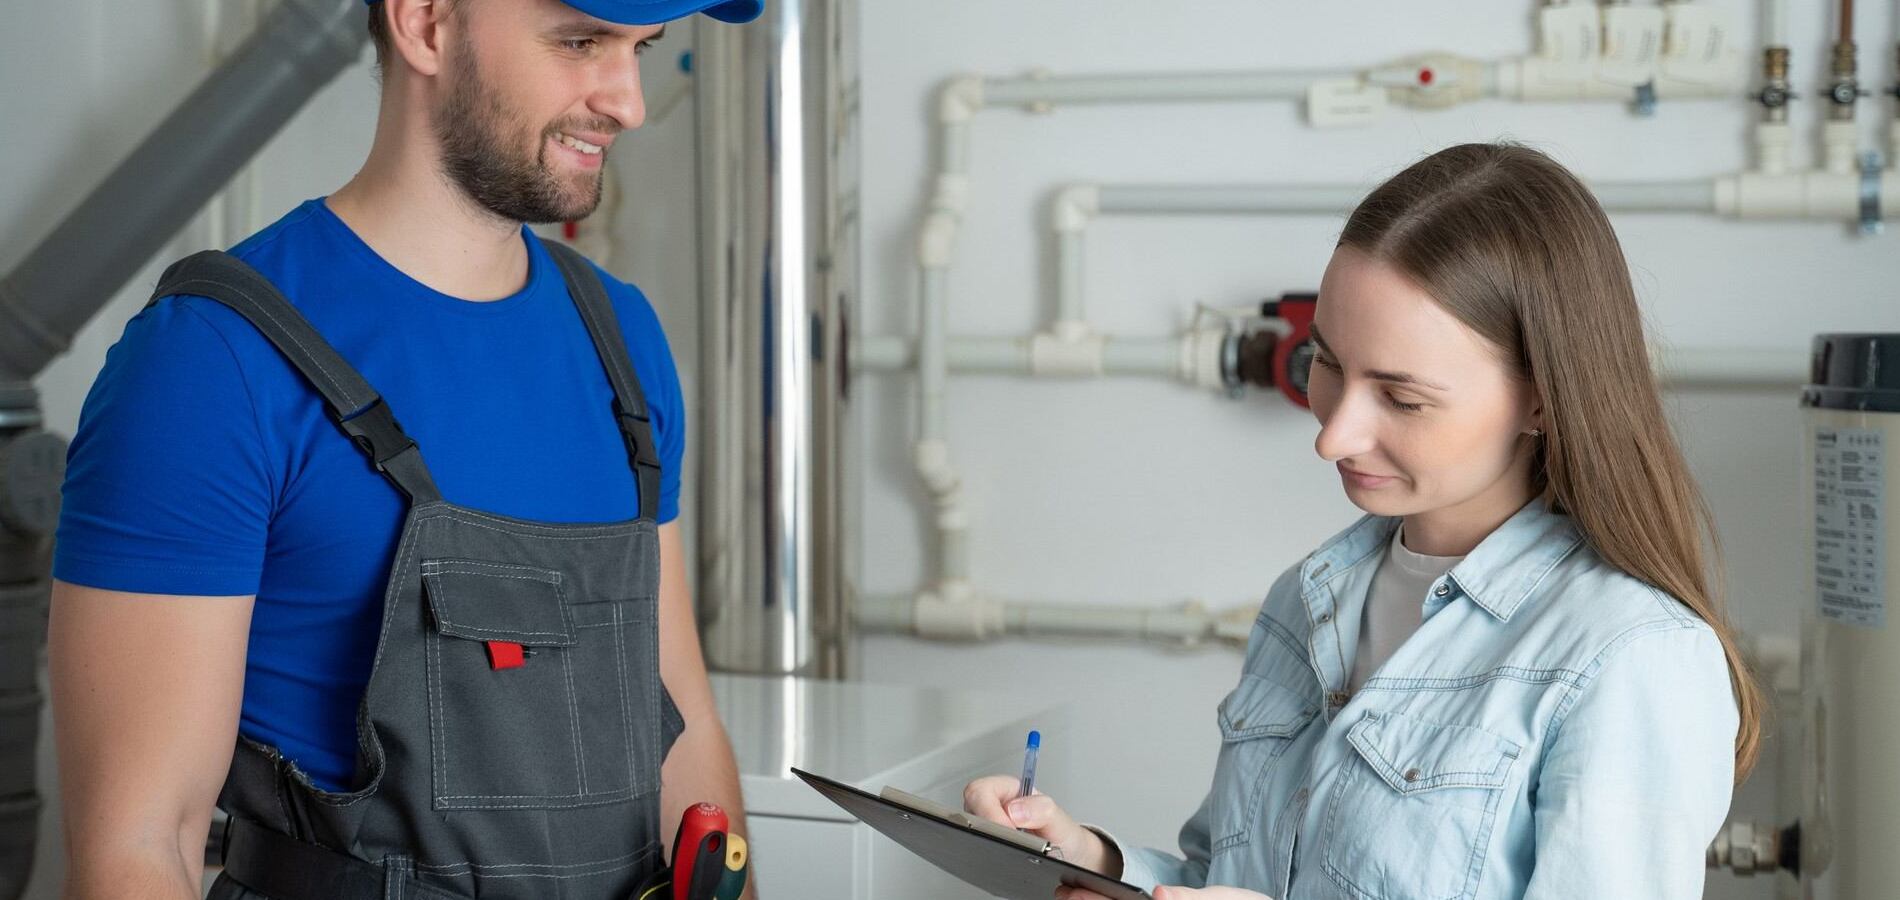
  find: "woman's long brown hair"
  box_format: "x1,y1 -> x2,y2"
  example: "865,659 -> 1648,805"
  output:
1337,143 -> 1762,782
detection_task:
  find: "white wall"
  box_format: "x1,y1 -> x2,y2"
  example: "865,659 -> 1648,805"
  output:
4,1 -> 1895,898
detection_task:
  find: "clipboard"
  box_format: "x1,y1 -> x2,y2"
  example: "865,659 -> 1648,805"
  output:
792,767 -> 1153,900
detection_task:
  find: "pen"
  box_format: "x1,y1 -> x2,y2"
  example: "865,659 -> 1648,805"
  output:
1016,730 -> 1040,799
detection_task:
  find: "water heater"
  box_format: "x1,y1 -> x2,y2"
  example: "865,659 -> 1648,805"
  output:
1798,333 -> 1899,898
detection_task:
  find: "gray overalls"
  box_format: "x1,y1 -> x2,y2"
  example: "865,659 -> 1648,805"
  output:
148,242 -> 685,900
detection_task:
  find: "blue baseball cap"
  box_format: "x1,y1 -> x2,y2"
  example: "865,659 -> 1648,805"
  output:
559,0 -> 762,24
364,0 -> 763,26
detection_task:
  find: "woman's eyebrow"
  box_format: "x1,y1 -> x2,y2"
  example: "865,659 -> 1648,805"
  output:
1309,324 -> 1451,392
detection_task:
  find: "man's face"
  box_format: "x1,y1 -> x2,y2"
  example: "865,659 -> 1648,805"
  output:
432,0 -> 664,223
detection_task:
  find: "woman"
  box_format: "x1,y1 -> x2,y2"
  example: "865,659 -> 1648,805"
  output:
964,143 -> 1762,900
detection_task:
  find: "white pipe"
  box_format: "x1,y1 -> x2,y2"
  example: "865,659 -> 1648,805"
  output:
857,335 -> 1181,379
857,593 -> 1258,648
1098,184 -> 1367,215
1057,230 -> 1086,326
1654,348 -> 1809,388
981,70 -> 1344,108
1588,180 -> 1719,212
1765,0 -> 1791,48
1714,169 -> 1893,219
918,267 -> 950,441
862,334 -> 1808,391
1087,181 -> 1717,216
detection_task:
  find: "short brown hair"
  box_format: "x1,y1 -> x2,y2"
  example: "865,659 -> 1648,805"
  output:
366,0 -> 392,71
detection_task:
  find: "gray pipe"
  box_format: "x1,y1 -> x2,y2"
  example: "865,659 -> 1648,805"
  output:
0,0 -> 367,384
0,2 -> 366,894
695,0 -> 854,676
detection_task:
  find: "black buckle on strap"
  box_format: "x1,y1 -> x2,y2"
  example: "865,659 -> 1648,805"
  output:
615,407 -> 662,472
335,399 -> 417,474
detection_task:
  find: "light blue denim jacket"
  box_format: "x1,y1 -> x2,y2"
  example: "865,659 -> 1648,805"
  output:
1115,500 -> 1739,899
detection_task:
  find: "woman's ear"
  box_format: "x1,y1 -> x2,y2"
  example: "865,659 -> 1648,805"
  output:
384,0 -> 452,78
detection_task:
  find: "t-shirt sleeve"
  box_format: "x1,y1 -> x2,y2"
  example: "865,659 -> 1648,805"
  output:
54,297 -> 276,596
601,271 -> 686,525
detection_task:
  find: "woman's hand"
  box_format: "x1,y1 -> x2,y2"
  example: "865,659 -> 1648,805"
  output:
1054,887 -> 1274,900
961,776 -> 1118,874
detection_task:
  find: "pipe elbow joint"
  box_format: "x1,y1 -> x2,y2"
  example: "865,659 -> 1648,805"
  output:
913,438 -> 961,496
1052,184 -> 1101,234
937,75 -> 987,125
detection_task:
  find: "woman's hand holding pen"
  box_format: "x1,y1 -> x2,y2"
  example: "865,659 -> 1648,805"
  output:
961,776 -> 1119,874
1057,889 -> 1273,900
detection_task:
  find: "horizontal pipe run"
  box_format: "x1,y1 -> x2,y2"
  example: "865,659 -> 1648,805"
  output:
856,594 -> 1252,647
1092,181 -> 1718,216
980,70 -> 1348,108
858,336 -> 1178,378
1098,184 -> 1368,215
861,335 -> 1808,391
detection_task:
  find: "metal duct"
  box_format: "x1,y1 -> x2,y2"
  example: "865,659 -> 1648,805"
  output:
0,1 -> 367,894
694,0 -> 855,676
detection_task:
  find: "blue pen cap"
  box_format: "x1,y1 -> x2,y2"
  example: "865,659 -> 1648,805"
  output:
1026,730 -> 1040,750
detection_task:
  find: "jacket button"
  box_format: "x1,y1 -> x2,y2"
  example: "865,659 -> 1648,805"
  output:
1433,583 -> 1452,598
1315,611 -> 1333,625
1403,767 -> 1422,782
1326,691 -> 1350,709
1232,717 -> 1246,728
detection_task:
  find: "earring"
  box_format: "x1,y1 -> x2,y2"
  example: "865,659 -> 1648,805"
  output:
1527,428 -> 1543,438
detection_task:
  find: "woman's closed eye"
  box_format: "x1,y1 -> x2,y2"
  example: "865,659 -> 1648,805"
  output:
1312,352 -> 1425,412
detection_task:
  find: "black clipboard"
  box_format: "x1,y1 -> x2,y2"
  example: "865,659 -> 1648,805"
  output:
792,767 -> 1153,900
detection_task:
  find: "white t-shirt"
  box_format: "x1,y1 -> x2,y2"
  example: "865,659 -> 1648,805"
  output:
1348,526 -> 1464,691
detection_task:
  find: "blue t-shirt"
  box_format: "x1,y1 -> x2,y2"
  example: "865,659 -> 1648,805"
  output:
54,199 -> 685,791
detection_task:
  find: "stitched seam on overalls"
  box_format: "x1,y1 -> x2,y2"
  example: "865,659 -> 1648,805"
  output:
560,635 -> 588,794
614,603 -> 637,794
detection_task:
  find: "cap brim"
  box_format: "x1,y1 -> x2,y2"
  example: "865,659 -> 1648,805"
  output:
559,0 -> 764,26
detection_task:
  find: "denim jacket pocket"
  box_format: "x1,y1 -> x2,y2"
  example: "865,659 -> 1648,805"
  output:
1209,675 -> 1317,852
1320,711 -> 1520,900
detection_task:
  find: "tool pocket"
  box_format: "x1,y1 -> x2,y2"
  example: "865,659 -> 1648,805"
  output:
1320,711 -> 1520,900
1209,675 -> 1317,851
422,558 -> 659,809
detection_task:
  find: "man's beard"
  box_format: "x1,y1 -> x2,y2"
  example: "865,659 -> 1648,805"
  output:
433,39 -> 609,224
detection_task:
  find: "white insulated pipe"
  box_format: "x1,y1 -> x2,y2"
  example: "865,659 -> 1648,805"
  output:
1098,184 -> 1369,216
1765,0 -> 1791,48
856,593 -> 1256,647
857,335 -> 1183,379
1082,181 -> 1718,219
981,70 -> 1343,107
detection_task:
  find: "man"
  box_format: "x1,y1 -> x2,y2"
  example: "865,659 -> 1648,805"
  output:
48,0 -> 761,897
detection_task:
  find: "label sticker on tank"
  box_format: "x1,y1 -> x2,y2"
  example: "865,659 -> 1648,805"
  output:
1814,426 -> 1886,628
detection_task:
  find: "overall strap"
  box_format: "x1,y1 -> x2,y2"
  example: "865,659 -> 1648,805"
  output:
149,251 -> 442,503
542,241 -> 662,523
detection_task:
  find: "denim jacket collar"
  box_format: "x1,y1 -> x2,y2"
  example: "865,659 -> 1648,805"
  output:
1300,498 -> 1586,622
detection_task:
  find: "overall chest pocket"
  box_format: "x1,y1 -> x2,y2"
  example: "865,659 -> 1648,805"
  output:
1209,675 -> 1317,851
1320,711 -> 1520,900
421,559 -> 666,811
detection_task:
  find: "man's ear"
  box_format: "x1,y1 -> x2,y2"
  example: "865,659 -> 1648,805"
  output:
385,0 -> 453,78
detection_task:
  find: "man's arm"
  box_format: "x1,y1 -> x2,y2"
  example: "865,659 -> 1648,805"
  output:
50,580 -> 253,900
654,522 -> 753,895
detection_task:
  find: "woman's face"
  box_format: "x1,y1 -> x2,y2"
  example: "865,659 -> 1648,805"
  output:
1306,246 -> 1540,524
